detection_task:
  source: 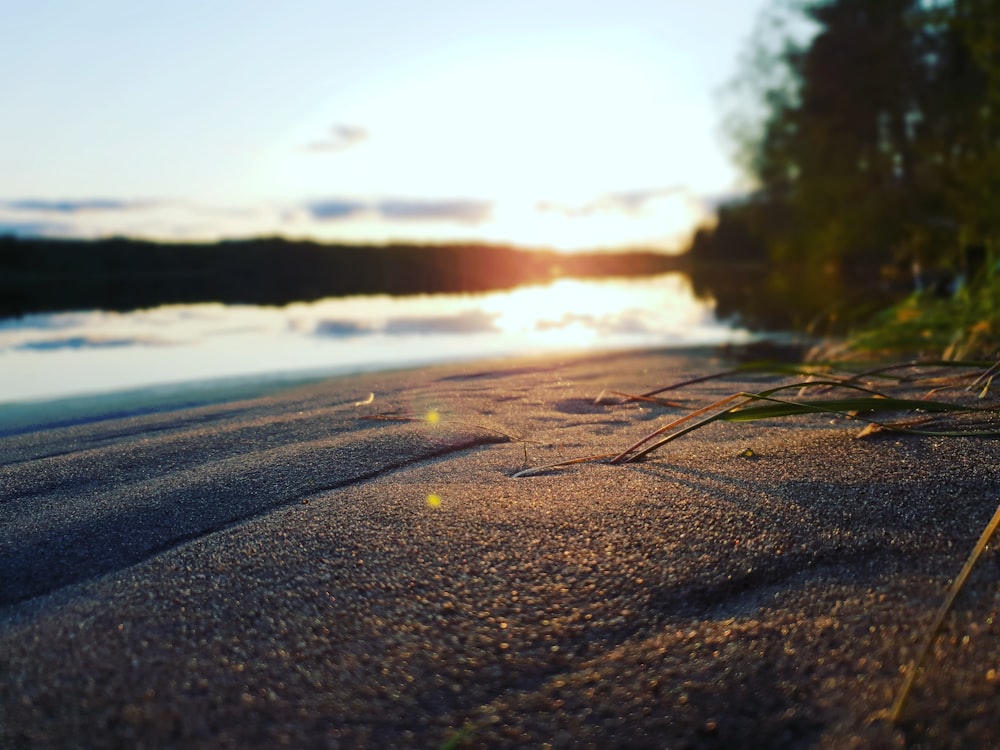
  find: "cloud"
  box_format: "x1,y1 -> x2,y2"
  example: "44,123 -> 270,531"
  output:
312,311 -> 501,338
604,187 -> 687,214
0,220 -> 73,236
0,311 -> 103,332
534,310 -> 654,336
3,199 -> 150,213
536,186 -> 687,218
306,200 -> 368,221
0,199 -> 158,237
14,335 -> 146,351
0,190 -> 498,241
384,310 -> 500,335
304,197 -> 493,225
377,199 -> 492,224
313,319 -> 373,337
303,124 -> 369,153
535,312 -> 590,330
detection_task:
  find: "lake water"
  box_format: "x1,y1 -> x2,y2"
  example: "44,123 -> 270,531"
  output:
0,273 -> 750,426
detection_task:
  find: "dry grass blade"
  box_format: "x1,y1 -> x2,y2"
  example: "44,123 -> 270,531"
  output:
719,395 -> 976,422
970,358 -> 1000,390
609,392 -> 750,463
855,416 -> 939,438
844,359 -> 991,382
978,376 -> 994,399
637,369 -> 743,398
602,390 -> 683,408
514,360 -> 999,476
617,385 -> 998,464
635,361 -> 845,400
613,380 -> 893,464
888,500 -> 1000,723
511,453 -> 618,478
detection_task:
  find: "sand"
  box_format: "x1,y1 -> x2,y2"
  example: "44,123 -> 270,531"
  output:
2,346 -> 999,748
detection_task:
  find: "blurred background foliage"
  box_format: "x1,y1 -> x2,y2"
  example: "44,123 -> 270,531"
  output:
687,0 -> 998,357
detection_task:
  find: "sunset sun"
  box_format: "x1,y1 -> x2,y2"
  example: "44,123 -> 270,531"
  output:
257,31 -> 721,250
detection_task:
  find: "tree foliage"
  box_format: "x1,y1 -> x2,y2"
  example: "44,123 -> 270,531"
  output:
691,0 -> 999,338
0,235 -> 684,317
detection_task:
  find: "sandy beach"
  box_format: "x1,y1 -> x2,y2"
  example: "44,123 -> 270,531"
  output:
2,346 -> 1000,748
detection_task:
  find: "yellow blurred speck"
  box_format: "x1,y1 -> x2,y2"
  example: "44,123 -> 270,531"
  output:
426,410 -> 440,425
426,494 -> 442,508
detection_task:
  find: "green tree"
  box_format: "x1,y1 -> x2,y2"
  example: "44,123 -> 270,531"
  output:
693,0 -> 999,342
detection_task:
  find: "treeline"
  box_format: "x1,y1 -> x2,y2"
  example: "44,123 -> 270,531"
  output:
0,235 -> 685,317
687,0 -> 998,332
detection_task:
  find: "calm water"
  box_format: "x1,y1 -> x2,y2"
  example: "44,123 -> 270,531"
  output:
0,273 -> 748,407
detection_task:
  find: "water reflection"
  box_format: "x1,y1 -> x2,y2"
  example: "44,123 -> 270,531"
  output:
0,273 -> 748,404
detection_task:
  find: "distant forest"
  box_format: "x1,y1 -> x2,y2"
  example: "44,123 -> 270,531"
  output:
0,235 -> 686,317
687,0 -> 998,334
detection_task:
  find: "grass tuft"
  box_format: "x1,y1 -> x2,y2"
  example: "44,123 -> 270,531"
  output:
512,355 -> 999,725
515,362 -> 1000,474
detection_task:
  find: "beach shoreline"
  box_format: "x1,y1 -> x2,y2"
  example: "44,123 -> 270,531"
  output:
2,345 -> 999,747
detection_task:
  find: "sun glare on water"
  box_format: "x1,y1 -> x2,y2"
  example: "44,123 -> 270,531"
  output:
0,274 -> 740,406
479,275 -> 707,349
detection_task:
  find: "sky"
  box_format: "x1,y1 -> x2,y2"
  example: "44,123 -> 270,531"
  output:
0,0 -> 769,252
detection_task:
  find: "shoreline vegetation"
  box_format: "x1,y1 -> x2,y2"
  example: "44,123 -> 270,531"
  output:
0,235 -> 687,317
686,0 -> 998,360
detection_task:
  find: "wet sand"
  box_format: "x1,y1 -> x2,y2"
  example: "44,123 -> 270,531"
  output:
2,347 -> 999,748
